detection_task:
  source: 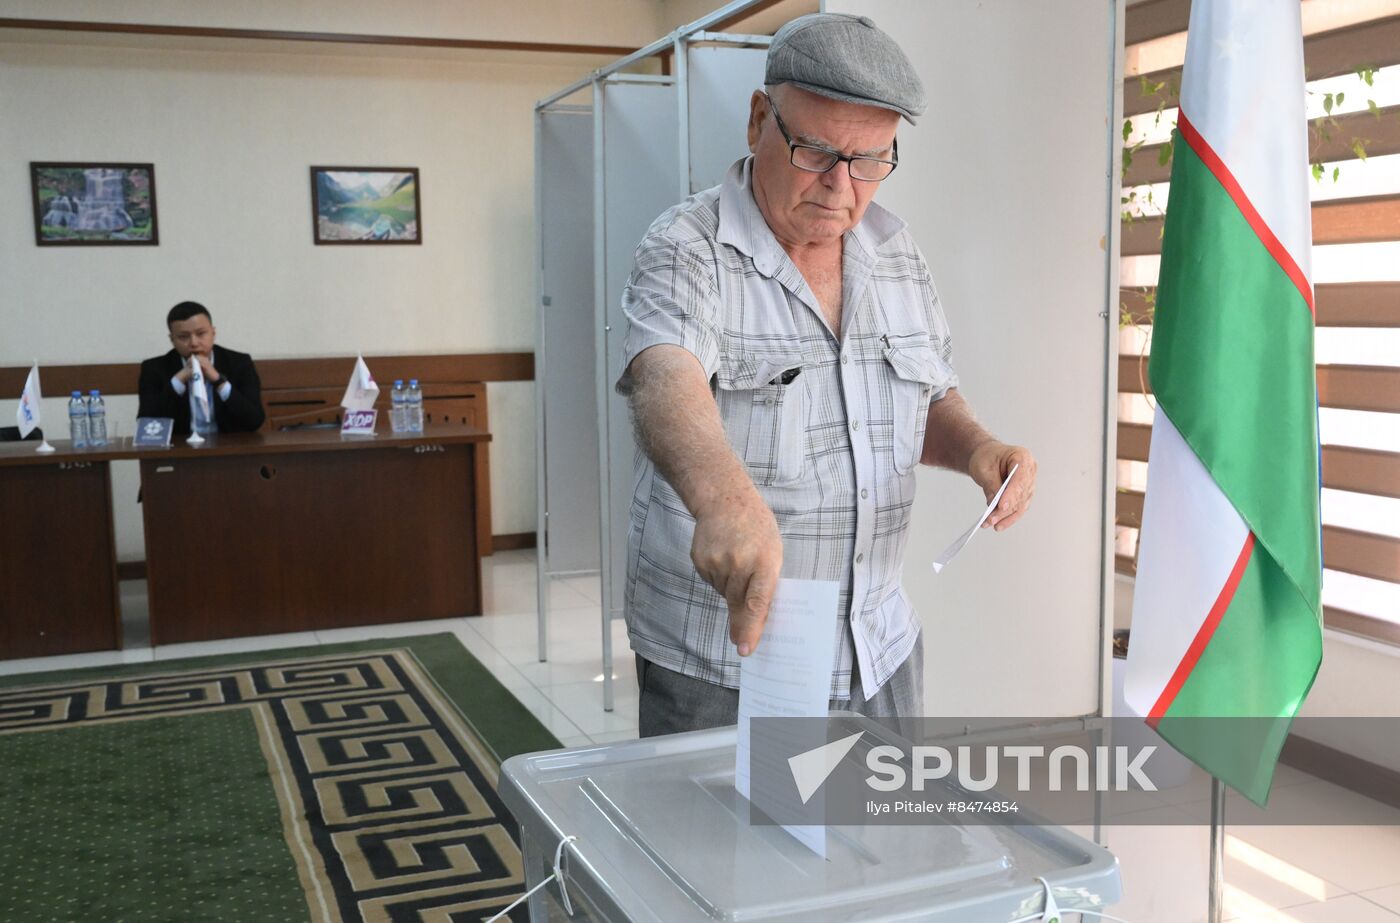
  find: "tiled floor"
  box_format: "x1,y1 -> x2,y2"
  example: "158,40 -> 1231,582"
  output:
3,549 -> 1397,922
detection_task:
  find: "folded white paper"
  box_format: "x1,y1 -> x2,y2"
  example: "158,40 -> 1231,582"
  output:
931,463 -> 1020,574
340,353 -> 380,412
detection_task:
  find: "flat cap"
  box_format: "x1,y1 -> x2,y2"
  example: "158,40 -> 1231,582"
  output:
765,12 -> 926,124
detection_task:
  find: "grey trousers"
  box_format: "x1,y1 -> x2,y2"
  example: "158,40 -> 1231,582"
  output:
637,632 -> 924,738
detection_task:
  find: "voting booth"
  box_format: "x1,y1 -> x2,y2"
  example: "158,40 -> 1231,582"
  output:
534,5 -> 770,708
536,0 -> 1121,724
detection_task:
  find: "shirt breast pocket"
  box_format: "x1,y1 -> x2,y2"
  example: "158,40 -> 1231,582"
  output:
882,335 -> 954,474
712,353 -> 808,487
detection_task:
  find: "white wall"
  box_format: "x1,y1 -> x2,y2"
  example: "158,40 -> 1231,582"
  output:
659,0 -> 817,33
1298,633 -> 1400,765
828,0 -> 1119,717
0,37 -> 605,558
0,1 -> 666,48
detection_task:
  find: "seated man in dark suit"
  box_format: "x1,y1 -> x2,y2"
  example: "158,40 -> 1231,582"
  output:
138,301 -> 265,436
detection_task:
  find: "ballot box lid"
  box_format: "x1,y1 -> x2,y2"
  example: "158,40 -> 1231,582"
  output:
499,724 -> 1122,923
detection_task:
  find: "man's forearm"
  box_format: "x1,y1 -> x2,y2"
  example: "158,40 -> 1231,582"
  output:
920,389 -> 1000,474
626,344 -> 784,652
626,345 -> 757,519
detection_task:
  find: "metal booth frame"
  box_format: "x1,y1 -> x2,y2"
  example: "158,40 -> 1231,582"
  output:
534,0 -> 777,715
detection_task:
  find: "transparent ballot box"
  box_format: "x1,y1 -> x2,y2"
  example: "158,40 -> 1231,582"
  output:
498,723 -> 1122,922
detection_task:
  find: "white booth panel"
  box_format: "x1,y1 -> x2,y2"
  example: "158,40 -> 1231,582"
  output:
686,45 -> 768,193
538,109 -> 600,575
596,78 -> 681,618
828,0 -> 1118,718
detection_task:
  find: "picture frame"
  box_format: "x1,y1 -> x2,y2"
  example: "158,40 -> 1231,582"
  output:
310,166 -> 421,245
30,162 -> 159,246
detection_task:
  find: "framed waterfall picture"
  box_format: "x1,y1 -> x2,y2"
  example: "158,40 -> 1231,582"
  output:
310,166 -> 421,244
30,162 -> 159,246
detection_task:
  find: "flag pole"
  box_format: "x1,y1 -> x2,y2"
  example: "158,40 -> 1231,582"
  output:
1208,776 -> 1225,923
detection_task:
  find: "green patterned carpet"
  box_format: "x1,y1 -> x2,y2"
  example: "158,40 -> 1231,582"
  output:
0,633 -> 560,923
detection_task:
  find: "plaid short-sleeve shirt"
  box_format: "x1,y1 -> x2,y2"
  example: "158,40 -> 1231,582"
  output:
617,157 -> 957,700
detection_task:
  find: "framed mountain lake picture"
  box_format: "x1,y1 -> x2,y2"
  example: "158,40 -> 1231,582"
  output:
31,162 -> 159,246
310,166 -> 421,244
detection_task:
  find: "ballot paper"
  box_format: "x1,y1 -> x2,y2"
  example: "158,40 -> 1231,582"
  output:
931,463 -> 1020,574
736,578 -> 839,858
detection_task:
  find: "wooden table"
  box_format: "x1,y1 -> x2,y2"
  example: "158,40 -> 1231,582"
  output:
0,443 -> 122,659
0,423 -> 489,656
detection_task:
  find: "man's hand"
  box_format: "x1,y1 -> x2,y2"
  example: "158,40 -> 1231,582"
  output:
175,355 -> 196,384
691,491 -> 782,656
195,353 -> 219,384
968,441 -> 1037,531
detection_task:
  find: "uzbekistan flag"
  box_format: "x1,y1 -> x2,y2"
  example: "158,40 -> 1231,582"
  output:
1124,0 -> 1322,807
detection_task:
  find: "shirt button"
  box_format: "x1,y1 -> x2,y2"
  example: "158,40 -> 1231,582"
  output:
856,553 -> 864,564
851,420 -> 860,431
764,397 -> 775,407
842,354 -> 850,365
861,488 -> 869,499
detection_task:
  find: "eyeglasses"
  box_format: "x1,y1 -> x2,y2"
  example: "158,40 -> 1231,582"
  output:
763,91 -> 898,182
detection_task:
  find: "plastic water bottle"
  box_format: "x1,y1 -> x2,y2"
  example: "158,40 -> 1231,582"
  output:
406,379 -> 424,433
390,379 -> 407,433
68,391 -> 89,448
86,390 -> 107,446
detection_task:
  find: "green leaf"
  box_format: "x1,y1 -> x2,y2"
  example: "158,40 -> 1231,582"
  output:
1336,91 -> 1345,107
1122,119 -> 1133,142
1157,140 -> 1172,167
1332,166 -> 1340,183
1352,138 -> 1368,162
1311,162 -> 1324,182
1358,66 -> 1375,87
1369,99 -> 1381,118
1323,93 -> 1334,115
1122,148 -> 1134,173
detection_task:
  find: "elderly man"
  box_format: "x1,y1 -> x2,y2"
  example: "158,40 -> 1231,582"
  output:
617,13 -> 1037,737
